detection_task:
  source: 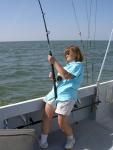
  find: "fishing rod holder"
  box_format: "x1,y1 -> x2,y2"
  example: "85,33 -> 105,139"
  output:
4,118 -> 8,129
20,115 -> 27,124
15,99 -> 101,129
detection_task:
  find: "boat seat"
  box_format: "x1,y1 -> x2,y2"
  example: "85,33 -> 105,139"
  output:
0,129 -> 40,150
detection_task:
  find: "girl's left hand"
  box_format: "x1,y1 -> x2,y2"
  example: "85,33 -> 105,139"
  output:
49,72 -> 53,78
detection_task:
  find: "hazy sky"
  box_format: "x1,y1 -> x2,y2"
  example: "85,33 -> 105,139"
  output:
0,0 -> 113,41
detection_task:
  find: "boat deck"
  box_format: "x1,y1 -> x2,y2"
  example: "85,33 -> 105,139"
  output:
45,117 -> 113,150
0,80 -> 113,150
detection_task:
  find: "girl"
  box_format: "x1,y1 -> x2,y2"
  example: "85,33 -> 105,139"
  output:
40,45 -> 84,149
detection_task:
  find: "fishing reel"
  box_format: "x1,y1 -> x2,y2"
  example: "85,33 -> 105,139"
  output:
56,75 -> 62,82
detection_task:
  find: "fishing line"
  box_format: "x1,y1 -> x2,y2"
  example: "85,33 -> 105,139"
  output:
85,0 -> 92,45
85,0 -> 100,85
71,0 -> 89,84
70,0 -> 84,46
85,0 -> 93,84
92,0 -> 98,83
38,0 -> 57,99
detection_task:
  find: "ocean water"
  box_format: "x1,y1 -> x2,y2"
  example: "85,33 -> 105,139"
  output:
0,40 -> 113,106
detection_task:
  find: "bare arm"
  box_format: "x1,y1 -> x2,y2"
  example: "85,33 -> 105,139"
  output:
48,55 -> 73,79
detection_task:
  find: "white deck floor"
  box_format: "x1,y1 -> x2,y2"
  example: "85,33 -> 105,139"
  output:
45,118 -> 113,150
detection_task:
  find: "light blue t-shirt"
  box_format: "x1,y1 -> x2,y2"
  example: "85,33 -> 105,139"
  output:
45,60 -> 84,103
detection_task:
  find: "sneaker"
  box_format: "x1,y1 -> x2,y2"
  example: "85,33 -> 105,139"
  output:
65,137 -> 75,149
39,141 -> 48,149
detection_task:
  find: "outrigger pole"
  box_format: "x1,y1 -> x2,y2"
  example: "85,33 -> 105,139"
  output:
96,27 -> 113,103
38,0 -> 57,99
97,27 -> 113,82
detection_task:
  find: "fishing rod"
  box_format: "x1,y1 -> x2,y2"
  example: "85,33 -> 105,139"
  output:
38,0 -> 57,99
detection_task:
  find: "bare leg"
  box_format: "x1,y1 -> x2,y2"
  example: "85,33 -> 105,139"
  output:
58,114 -> 72,136
41,103 -> 55,134
58,114 -> 75,149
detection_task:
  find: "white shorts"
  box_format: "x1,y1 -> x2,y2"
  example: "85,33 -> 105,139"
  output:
44,98 -> 75,116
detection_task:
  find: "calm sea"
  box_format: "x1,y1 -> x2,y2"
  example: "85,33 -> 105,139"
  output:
0,41 -> 113,106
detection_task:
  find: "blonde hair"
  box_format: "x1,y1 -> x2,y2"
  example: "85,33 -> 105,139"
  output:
64,45 -> 83,62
